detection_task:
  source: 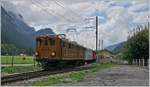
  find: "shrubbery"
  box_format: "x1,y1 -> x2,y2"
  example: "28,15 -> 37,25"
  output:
1,43 -> 35,55
121,26 -> 149,64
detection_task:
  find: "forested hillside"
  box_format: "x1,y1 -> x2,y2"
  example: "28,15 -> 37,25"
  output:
1,6 -> 55,55
105,41 -> 126,54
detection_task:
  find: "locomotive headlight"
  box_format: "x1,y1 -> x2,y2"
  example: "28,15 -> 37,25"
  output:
51,52 -> 56,56
35,52 -> 38,56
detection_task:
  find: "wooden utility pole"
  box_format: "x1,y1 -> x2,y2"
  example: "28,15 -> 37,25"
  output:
102,40 -> 103,50
148,17 -> 149,30
99,39 -> 101,50
96,16 -> 98,52
147,15 -> 149,29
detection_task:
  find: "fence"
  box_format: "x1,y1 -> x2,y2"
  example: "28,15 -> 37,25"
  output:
132,59 -> 149,67
1,55 -> 37,67
96,56 -> 113,64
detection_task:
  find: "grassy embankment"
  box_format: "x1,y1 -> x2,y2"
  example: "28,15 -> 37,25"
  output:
1,66 -> 41,73
32,63 -> 114,86
1,56 -> 40,73
1,56 -> 35,64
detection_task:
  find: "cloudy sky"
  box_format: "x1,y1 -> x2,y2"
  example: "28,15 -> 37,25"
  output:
2,0 -> 149,50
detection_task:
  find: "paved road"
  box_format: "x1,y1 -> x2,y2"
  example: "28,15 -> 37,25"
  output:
57,65 -> 149,86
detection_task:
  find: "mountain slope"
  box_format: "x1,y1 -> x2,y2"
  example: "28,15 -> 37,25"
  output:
1,6 -> 55,55
105,41 -> 126,54
1,6 -> 35,49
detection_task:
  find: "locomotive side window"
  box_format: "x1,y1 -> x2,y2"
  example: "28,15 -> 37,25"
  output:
72,44 -> 73,48
37,39 -> 42,47
62,41 -> 65,47
50,38 -> 55,46
44,39 -> 48,46
69,44 -> 71,48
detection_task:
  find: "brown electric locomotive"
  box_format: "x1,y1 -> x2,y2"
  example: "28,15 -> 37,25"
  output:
35,34 -> 96,70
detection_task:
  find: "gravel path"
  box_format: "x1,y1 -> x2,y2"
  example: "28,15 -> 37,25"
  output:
56,65 -> 149,86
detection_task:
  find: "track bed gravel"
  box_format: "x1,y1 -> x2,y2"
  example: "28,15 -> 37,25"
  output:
56,65 -> 149,86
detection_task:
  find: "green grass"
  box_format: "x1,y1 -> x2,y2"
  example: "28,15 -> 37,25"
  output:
1,65 -> 41,73
1,56 -> 36,64
32,71 -> 86,86
32,77 -> 63,86
32,63 -> 114,86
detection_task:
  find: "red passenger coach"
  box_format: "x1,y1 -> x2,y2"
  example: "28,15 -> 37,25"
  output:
93,51 -> 96,60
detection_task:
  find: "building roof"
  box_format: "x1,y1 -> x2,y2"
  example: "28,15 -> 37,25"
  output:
98,49 -> 113,54
97,49 -> 114,58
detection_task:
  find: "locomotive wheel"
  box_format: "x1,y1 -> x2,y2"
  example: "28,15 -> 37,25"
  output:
41,59 -> 49,70
41,59 -> 61,70
41,59 -> 54,70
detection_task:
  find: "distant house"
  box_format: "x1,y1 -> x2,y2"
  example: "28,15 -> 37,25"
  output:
96,49 -> 114,63
97,49 -> 113,58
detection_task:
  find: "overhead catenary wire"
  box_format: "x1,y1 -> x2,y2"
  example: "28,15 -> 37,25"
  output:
36,0 -> 74,22
37,0 -> 96,31
44,0 -> 83,23
34,0 -> 72,22
30,0 -> 59,20
31,0 -> 97,48
31,0 -> 72,22
52,0 -> 96,27
54,0 -> 82,18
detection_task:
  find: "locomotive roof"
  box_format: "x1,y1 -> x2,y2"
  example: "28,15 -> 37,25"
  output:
36,34 -> 56,38
36,34 -> 86,49
61,38 -> 86,49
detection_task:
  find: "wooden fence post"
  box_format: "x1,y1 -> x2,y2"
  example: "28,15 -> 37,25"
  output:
33,56 -> 36,67
11,56 -> 14,67
146,59 -> 149,66
148,59 -> 149,66
141,59 -> 142,66
11,56 -> 14,72
137,59 -> 139,66
142,59 -> 145,66
132,59 -> 134,65
138,59 -> 140,66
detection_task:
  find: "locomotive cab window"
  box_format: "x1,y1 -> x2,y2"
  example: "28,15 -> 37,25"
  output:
62,41 -> 65,47
37,39 -> 42,47
49,38 -> 55,46
69,43 -> 71,48
44,39 -> 48,46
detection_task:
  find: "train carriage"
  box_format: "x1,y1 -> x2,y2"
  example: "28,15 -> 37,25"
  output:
84,49 -> 93,60
84,49 -> 96,63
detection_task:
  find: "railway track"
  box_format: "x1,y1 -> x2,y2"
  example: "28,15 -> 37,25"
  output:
1,65 -> 93,85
